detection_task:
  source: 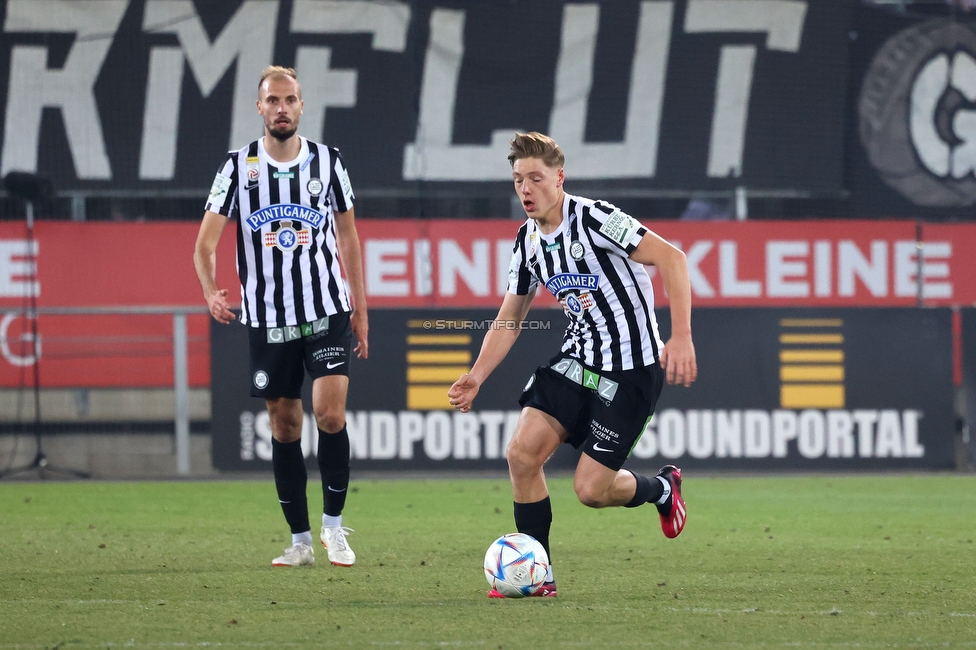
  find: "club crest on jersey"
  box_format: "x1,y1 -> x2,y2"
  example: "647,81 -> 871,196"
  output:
564,294 -> 583,317
265,226 -> 310,251
307,178 -> 323,196
570,240 -> 585,260
561,291 -> 594,318
245,203 -> 325,231
544,273 -> 599,297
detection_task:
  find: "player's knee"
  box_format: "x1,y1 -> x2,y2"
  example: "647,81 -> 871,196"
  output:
506,440 -> 542,476
574,482 -> 609,509
312,404 -> 346,433
576,491 -> 607,509
267,399 -> 302,442
505,444 -> 529,473
313,406 -> 345,433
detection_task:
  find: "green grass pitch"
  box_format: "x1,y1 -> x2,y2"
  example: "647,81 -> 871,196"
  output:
1,474 -> 974,648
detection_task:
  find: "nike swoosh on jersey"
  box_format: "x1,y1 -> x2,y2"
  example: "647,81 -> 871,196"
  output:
326,360 -> 345,369
592,442 -> 613,453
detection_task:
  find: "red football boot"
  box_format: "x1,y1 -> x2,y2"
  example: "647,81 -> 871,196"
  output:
656,465 -> 686,538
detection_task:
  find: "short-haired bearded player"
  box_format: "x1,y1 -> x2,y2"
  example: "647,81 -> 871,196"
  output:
194,66 -> 368,569
449,132 -> 697,598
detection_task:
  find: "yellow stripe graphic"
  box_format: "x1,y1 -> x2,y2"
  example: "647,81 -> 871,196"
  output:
780,365 -> 845,382
407,335 -> 472,345
408,366 -> 470,383
779,334 -> 844,344
407,350 -> 472,364
779,319 -> 843,328
780,350 -> 844,363
407,386 -> 453,410
781,384 -> 845,409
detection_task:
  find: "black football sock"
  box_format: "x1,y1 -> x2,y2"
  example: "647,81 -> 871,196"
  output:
513,497 -> 553,560
624,470 -> 664,507
318,426 -> 351,517
271,437 -> 310,535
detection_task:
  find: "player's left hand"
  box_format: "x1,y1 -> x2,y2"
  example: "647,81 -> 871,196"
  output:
448,373 -> 480,413
351,309 -> 368,359
660,334 -> 697,387
205,288 -> 236,325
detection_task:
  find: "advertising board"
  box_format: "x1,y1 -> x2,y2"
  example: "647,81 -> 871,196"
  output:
211,308 -> 956,472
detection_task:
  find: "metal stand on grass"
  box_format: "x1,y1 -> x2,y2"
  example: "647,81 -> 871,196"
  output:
0,172 -> 88,480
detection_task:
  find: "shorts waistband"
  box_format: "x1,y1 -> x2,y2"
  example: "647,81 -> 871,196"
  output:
265,316 -> 330,344
550,357 -> 619,401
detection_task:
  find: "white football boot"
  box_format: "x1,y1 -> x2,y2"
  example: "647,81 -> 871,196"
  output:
271,542 -> 314,567
320,526 -> 356,566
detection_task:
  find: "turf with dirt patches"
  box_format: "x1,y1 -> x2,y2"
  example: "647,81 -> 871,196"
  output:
1,475 -> 974,648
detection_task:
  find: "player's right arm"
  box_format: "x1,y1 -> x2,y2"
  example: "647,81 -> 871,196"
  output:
448,289 -> 535,413
630,229 -> 696,387
194,210 -> 236,325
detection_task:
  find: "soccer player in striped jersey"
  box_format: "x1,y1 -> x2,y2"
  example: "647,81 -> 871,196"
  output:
449,132 -> 697,597
194,66 -> 367,569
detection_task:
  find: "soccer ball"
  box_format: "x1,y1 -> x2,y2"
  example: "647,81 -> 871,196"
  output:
483,533 -> 549,597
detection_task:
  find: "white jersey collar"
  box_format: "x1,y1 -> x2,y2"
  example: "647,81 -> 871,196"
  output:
258,135 -> 309,168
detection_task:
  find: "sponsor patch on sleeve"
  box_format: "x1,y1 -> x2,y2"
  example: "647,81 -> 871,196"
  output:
336,165 -> 353,201
508,251 -> 521,276
598,209 -> 639,246
208,173 -> 232,205
507,252 -> 523,291
507,249 -> 538,294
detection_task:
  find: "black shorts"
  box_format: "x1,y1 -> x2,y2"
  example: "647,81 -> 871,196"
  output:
518,356 -> 665,471
247,312 -> 352,399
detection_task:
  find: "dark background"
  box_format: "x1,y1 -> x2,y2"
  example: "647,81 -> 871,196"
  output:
9,0 -> 971,220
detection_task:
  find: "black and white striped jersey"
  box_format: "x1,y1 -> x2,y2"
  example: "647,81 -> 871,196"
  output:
205,136 -> 355,328
507,193 -> 664,372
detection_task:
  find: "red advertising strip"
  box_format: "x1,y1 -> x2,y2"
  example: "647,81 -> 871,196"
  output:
0,313 -> 210,388
355,219 -> 960,308
646,220 -> 922,307
921,224 -> 976,307
0,222 -> 236,389
355,220 -> 548,308
0,220 -> 973,388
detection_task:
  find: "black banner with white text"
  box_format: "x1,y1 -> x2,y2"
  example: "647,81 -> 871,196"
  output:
0,0 -> 850,194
